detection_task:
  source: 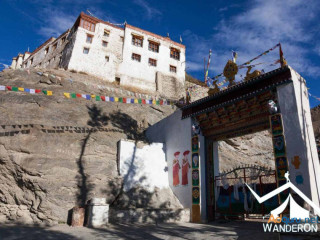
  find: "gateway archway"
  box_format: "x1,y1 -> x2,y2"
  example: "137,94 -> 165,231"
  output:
146,66 -> 320,223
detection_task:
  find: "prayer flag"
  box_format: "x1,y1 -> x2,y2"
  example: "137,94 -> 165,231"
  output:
24,88 -> 30,93
64,93 -> 70,98
81,94 -> 86,99
101,96 -> 106,101
76,94 -> 82,98
86,95 -> 91,100
71,93 -> 76,98
12,87 -> 18,92
130,98 -> 134,103
18,87 -> 24,91
115,97 -> 119,102
105,96 -> 110,102
96,96 -> 101,101
110,97 -> 114,102
35,89 -> 41,93
141,99 -> 145,104
6,86 -> 12,91
30,89 -> 35,94
0,85 -> 5,91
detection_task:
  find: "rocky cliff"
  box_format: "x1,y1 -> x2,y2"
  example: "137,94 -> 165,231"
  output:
0,68 -> 177,224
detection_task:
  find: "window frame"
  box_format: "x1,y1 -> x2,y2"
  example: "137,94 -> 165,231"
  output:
131,53 -> 141,62
104,29 -> 110,37
102,40 -> 108,47
170,47 -> 180,60
148,41 -> 159,53
170,65 -> 177,73
132,35 -> 143,47
83,47 -> 90,54
86,34 -> 93,44
80,18 -> 95,32
105,56 -> 109,62
148,58 -> 157,67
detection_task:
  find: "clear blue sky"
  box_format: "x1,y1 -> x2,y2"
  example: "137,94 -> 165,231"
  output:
1,0 -> 319,107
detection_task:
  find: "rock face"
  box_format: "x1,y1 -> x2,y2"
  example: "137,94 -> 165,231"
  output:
218,131 -> 274,172
0,68 -> 176,224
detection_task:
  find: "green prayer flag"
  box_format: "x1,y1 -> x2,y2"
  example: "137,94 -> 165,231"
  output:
138,99 -> 142,104
71,93 -> 76,98
96,96 -> 101,101
12,87 -> 18,91
119,97 -> 123,103
42,90 -> 47,95
156,100 -> 160,105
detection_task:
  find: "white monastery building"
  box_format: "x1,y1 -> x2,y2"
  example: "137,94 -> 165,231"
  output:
11,12 -> 186,98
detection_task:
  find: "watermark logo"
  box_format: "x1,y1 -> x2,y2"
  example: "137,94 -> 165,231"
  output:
246,171 -> 320,233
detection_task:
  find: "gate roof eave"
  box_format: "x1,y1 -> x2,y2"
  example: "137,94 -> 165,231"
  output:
182,66 -> 292,119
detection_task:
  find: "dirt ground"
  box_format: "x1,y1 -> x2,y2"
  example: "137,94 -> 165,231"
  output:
0,221 -> 280,240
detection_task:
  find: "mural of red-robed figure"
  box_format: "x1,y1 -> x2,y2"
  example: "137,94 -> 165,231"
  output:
173,151 -> 181,186
182,150 -> 191,185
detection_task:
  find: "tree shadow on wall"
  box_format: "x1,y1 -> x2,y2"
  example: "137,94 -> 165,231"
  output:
76,105 -> 109,207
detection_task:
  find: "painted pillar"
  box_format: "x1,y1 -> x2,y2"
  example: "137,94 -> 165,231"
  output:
270,113 -> 289,202
276,67 -> 320,207
191,119 -> 201,222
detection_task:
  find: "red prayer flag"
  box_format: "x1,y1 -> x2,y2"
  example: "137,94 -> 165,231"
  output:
123,97 -> 127,103
6,86 -> 12,90
35,89 -> 41,93
101,96 -> 106,101
76,94 -> 82,98
142,99 -> 146,104
160,100 -> 163,105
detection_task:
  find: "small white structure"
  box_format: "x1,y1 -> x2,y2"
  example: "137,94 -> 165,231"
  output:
86,198 -> 109,228
10,12 -> 185,99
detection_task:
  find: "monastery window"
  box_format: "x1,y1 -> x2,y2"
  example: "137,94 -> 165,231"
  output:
102,41 -> 108,47
170,65 -> 177,73
45,47 -> 49,55
86,34 -> 93,44
80,18 -> 95,32
148,58 -> 157,67
61,36 -> 66,43
148,41 -> 159,53
170,47 -> 180,60
29,58 -> 33,65
105,56 -> 109,62
83,47 -> 90,54
104,29 -> 110,37
131,53 -> 141,62
52,43 -> 57,51
120,36 -> 124,42
115,77 -> 121,85
132,35 -> 143,47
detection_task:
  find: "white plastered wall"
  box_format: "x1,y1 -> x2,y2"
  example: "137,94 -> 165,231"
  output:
277,66 -> 320,207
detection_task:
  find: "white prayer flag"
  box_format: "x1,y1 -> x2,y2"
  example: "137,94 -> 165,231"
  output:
0,85 -> 5,91
30,89 -> 35,94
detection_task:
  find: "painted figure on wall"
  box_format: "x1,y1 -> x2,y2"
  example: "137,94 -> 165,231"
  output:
173,151 -> 181,186
182,150 -> 191,185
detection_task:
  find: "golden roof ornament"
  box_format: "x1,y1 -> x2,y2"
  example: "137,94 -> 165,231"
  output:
244,66 -> 261,82
223,60 -> 238,87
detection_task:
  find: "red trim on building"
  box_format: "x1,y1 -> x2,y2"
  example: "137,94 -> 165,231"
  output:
126,24 -> 185,49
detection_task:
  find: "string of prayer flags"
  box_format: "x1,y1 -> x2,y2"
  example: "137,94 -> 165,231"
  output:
63,92 -> 175,106
4,85 -> 43,94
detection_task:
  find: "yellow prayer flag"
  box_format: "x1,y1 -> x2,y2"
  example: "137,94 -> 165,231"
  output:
115,97 -> 119,102
64,92 -> 70,98
91,94 -> 96,98
18,87 -> 24,91
152,100 -> 156,105
47,91 -> 53,96
134,98 -> 138,103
